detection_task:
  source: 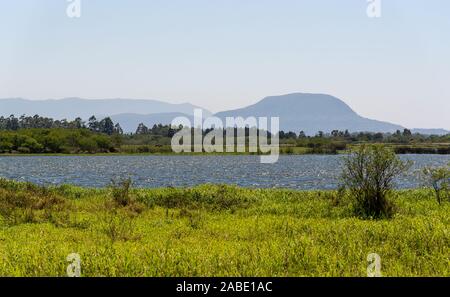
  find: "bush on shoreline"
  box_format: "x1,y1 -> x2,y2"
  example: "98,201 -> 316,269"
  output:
422,163 -> 450,204
341,145 -> 412,219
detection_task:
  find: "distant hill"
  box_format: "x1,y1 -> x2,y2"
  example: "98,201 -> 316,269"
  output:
0,97 -> 211,120
1,94 -> 447,135
411,128 -> 449,136
215,93 -> 405,135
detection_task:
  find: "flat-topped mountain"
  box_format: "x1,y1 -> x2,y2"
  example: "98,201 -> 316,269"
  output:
215,93 -> 405,135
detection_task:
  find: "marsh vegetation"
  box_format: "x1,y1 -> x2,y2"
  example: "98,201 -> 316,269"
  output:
0,177 -> 448,276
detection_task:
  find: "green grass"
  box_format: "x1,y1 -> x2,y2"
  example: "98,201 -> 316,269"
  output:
0,179 -> 448,277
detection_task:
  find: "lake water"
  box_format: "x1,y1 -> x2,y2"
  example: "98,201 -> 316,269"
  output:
0,155 -> 449,190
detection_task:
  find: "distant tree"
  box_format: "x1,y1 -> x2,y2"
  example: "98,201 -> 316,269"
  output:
298,131 -> 306,138
374,133 -> 384,141
344,130 -> 351,138
60,119 -> 69,129
88,116 -> 99,132
316,131 -> 324,138
7,115 -> 19,130
168,126 -> 177,138
403,129 -> 412,137
114,123 -> 123,135
285,131 -> 297,139
99,117 -> 115,135
0,114 -> 90,130
136,123 -> 149,135
73,117 -> 84,129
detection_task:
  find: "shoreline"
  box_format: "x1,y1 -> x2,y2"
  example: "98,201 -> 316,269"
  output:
1,150 -> 449,157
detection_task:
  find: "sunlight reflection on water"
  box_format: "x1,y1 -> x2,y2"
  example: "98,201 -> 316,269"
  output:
0,155 -> 448,189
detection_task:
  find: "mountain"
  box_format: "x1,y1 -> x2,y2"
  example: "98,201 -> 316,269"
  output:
411,128 -> 449,136
1,94 -> 446,135
215,93 -> 404,135
0,97 -> 211,120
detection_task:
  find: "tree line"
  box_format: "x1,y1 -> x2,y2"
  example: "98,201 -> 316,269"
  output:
0,114 -> 448,155
0,115 -> 123,135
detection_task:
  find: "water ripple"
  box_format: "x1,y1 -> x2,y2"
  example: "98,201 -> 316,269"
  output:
0,155 -> 448,190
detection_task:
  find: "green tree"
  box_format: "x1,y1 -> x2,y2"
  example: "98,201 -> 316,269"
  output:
344,129 -> 351,138
88,116 -> 99,132
403,129 -> 412,137
341,145 -> 411,219
422,163 -> 450,204
136,123 -> 149,135
114,123 -> 123,135
99,117 -> 115,135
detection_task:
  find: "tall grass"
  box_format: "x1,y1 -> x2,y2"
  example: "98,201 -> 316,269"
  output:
0,179 -> 448,276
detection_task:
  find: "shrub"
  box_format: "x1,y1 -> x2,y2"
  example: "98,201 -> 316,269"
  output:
178,208 -> 204,229
110,178 -> 133,207
92,135 -> 113,152
282,147 -> 294,154
102,211 -> 140,242
0,140 -> 13,153
78,137 -> 98,153
341,145 -> 411,219
144,185 -> 256,212
108,178 -> 145,215
0,181 -> 66,225
422,163 -> 450,204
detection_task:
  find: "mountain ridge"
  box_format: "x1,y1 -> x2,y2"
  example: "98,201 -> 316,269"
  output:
0,97 -> 211,121
0,94 -> 448,135
215,93 -> 406,135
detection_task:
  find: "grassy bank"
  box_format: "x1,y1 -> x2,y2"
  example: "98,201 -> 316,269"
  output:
0,179 -> 448,277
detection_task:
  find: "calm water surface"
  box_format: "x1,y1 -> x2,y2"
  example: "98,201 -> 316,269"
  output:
0,155 -> 448,190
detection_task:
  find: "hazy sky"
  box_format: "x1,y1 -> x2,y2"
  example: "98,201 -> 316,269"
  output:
0,0 -> 449,129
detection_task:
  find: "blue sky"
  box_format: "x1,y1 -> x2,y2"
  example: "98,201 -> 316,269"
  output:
0,0 -> 449,129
